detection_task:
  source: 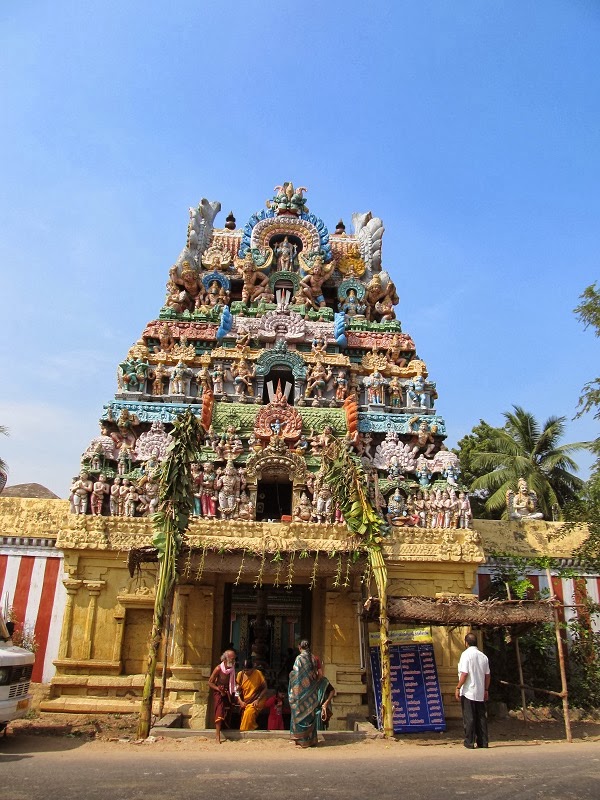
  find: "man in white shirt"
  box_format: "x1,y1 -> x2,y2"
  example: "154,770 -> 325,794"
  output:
455,632 -> 491,748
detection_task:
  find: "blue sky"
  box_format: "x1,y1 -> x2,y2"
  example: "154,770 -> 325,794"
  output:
1,1 -> 599,497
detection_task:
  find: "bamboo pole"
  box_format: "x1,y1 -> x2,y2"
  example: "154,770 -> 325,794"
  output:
157,587 -> 175,722
369,546 -> 393,738
545,568 -> 572,743
505,583 -> 528,722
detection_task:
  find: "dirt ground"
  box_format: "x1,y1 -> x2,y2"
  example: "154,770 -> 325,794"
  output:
6,683 -> 600,754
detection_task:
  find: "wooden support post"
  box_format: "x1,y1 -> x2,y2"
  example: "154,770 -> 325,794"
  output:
505,583 -> 527,722
546,568 -> 572,743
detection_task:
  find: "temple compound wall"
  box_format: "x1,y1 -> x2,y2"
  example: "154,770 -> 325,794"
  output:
1,498 -> 591,729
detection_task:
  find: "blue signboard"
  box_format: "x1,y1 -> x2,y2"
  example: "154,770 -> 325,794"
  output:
369,628 -> 446,734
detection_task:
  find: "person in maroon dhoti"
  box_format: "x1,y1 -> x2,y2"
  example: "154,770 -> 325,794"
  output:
208,649 -> 237,743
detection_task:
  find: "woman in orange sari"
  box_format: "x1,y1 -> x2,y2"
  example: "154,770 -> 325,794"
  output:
236,659 -> 267,731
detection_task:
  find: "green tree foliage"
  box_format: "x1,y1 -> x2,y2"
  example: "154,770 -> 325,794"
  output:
462,407 -> 585,520
574,282 -> 600,463
455,421 -> 496,518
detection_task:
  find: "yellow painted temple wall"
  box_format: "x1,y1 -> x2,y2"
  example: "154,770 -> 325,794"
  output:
0,497 -> 591,728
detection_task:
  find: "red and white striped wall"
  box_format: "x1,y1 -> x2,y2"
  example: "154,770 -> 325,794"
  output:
0,539 -> 66,683
475,568 -> 600,635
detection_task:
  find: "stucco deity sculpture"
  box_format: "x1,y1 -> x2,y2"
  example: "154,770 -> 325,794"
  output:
237,491 -> 255,521
214,426 -> 244,461
201,462 -> 217,517
305,360 -> 332,402
293,492 -> 313,522
125,482 -> 140,517
91,474 -> 110,516
239,253 -> 270,305
191,462 -> 203,517
232,357 -> 255,399
309,425 -> 336,456
170,360 -> 191,395
297,257 -> 330,309
364,273 -> 399,322
150,362 -> 169,396
385,335 -> 408,368
109,476 -> 121,516
507,478 -> 544,520
274,236 -> 296,270
386,488 -> 406,526
211,363 -> 225,395
333,370 -> 348,402
364,369 -> 387,405
388,376 -> 403,408
408,417 -> 437,458
457,492 -> 473,529
407,375 -> 428,409
339,288 -> 366,319
70,470 -> 93,515
217,460 -> 241,520
138,477 -> 159,516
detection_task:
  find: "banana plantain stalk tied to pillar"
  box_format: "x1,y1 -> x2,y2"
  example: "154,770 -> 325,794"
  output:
323,443 -> 393,738
137,409 -> 202,740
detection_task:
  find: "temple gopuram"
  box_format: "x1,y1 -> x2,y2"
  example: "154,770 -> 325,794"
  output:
23,183 -> 583,729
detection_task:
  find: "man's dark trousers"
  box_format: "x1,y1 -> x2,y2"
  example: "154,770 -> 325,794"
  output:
461,696 -> 488,748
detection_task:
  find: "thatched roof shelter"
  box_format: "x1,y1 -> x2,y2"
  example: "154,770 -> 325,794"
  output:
363,595 -> 554,629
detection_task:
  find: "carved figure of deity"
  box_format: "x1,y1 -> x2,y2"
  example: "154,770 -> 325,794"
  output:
107,407 -> 139,451
309,425 -> 336,456
457,492 -> 472,529
385,335 -> 408,368
293,492 -> 313,523
313,483 -> 333,523
214,426 -> 243,461
507,478 -> 544,520
217,460 -> 241,520
191,462 -> 203,517
237,491 -> 255,521
201,461 -> 217,517
138,477 -> 159,516
232,357 -> 255,399
239,253 -> 270,305
364,369 -> 387,405
125,482 -> 140,517
364,273 -> 399,321
339,288 -> 366,319
70,470 -> 93,515
117,443 -> 132,476
298,258 -> 328,309
333,370 -> 348,402
170,360 -> 191,395
150,362 -> 169,396
407,375 -> 428,409
409,417 -> 437,458
107,477 -> 120,516
305,360 -> 332,401
386,488 -> 406,526
90,474 -> 109,516
274,236 -> 296,270
119,478 -> 131,516
211,363 -> 225,395
388,376 -> 403,408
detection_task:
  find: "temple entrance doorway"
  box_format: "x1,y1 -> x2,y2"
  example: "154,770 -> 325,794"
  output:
223,584 -> 311,688
255,479 -> 292,521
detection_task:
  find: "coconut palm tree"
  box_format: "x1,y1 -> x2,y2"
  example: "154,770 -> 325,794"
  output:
470,406 -> 587,520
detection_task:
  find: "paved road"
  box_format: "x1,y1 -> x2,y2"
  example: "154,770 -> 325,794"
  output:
1,737 -> 599,800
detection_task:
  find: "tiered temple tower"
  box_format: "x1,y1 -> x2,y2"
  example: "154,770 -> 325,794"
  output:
53,184 -> 484,727
73,183 -> 469,531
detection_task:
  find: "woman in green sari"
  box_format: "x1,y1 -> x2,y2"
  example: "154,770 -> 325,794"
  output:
288,639 -> 331,747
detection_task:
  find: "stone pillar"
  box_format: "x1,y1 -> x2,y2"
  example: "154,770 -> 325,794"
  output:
172,585 -> 192,666
112,604 -> 126,664
58,579 -> 82,660
82,580 -> 105,660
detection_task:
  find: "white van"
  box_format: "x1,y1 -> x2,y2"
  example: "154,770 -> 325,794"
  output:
0,612 -> 35,733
